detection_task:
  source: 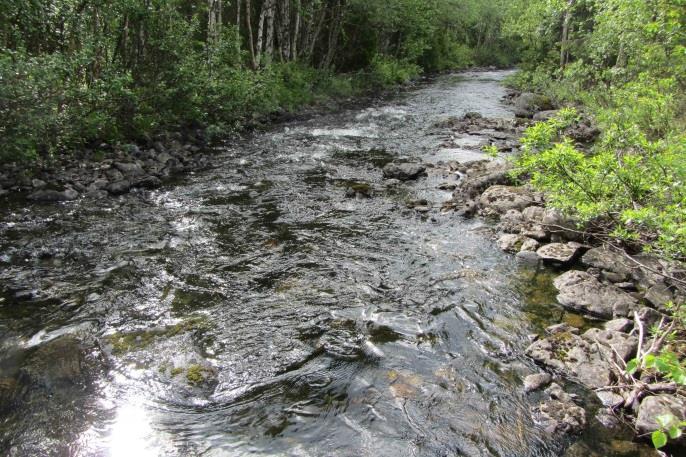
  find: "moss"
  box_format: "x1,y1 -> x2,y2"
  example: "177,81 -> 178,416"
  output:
106,316 -> 210,355
170,367 -> 184,377
186,364 -> 207,385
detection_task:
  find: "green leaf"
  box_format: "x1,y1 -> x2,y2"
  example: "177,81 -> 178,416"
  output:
652,430 -> 668,449
626,359 -> 639,375
668,426 -> 682,440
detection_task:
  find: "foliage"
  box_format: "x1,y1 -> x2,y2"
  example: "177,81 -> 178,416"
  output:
651,414 -> 686,449
514,107 -> 686,258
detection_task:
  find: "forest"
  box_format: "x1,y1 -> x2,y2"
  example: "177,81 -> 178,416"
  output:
0,0 -> 514,163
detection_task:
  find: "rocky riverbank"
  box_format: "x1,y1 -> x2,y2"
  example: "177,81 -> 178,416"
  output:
436,97 -> 686,453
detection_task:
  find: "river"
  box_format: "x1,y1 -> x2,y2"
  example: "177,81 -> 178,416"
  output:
0,71 -> 652,456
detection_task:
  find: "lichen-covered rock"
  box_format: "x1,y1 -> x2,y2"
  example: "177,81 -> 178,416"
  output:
536,242 -> 583,265
479,185 -> 538,215
582,328 -> 637,361
554,270 -> 639,319
526,328 -> 637,389
531,383 -> 586,434
636,395 -> 686,435
526,332 -> 613,388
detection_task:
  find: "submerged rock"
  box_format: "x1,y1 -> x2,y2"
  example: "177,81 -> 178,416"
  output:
554,270 -> 639,319
382,163 -> 426,181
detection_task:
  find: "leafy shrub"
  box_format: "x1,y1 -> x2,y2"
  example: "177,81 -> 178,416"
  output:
514,108 -> 686,259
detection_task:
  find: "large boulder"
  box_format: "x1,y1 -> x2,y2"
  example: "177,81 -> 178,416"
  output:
636,395 -> 686,435
553,270 -> 639,319
526,328 -> 636,389
479,185 -> 538,215
382,163 -> 426,181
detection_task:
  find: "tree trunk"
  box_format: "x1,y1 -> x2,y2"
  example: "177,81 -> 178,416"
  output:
278,0 -> 291,61
264,0 -> 276,65
256,0 -> 268,66
291,0 -> 301,60
245,0 -> 257,69
560,0 -> 574,70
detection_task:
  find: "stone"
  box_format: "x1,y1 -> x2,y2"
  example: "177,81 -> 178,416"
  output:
644,284 -> 676,310
596,391 -> 624,408
382,163 -> 427,181
582,328 -> 638,361
106,180 -> 131,195
498,209 -> 525,233
497,234 -> 528,253
636,395 -> 686,434
533,110 -> 559,121
516,250 -> 540,266
135,176 -> 162,189
531,397 -> 586,434
114,162 -> 145,176
520,238 -> 541,252
526,333 -> 611,388
537,243 -> 583,265
31,179 -> 47,189
27,189 -> 78,202
514,93 -> 553,118
156,152 -> 173,164
521,225 -> 549,241
522,206 -> 546,223
546,323 -> 580,335
554,270 -> 639,319
603,318 -> 633,333
526,329 -> 632,389
524,373 -> 552,393
581,248 -> 632,282
479,185 -> 537,215
464,111 -> 482,119
637,306 -> 668,329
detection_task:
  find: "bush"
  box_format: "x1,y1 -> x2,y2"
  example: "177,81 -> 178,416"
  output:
514,107 -> 686,259
363,55 -> 422,89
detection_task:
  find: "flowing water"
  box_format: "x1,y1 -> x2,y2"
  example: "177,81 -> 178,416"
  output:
0,71 -> 652,456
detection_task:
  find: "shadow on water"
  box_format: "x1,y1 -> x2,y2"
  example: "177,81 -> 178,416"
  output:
0,70 -> 658,456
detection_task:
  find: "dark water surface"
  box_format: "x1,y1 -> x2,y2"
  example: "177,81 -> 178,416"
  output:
0,71 -> 651,456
